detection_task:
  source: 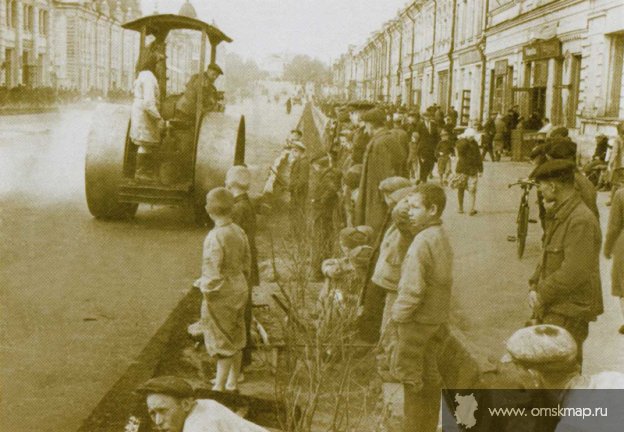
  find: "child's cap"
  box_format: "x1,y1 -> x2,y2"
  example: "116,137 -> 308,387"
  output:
389,185 -> 417,207
225,165 -> 251,189
205,186 -> 234,215
339,226 -> 371,250
379,176 -> 412,194
348,245 -> 374,268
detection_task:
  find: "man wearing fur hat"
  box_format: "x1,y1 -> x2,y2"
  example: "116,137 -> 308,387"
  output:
528,160 -> 603,366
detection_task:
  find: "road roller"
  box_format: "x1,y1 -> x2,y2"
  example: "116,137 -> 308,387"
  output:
85,14 -> 245,224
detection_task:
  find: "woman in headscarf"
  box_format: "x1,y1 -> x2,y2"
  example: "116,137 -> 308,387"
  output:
130,50 -> 164,180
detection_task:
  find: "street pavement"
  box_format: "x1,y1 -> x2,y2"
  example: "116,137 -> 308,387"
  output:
0,105 -> 622,432
0,100 -> 302,432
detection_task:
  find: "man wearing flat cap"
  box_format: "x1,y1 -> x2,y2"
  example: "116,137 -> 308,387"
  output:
527,159 -> 603,366
355,108 -> 409,235
136,376 -> 269,432
348,102 -> 375,165
175,62 -> 224,120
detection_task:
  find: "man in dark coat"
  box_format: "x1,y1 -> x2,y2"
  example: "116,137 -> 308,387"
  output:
355,108 -> 407,235
528,160 -> 603,366
309,154 -> 342,279
348,102 -> 375,164
413,112 -> 439,184
288,140 -> 310,223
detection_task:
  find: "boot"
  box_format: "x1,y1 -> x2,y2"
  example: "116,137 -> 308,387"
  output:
135,152 -> 155,182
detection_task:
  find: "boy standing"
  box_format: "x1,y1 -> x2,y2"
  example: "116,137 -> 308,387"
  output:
387,183 -> 453,432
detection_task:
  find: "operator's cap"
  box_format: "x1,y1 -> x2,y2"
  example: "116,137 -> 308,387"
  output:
505,324 -> 577,365
360,108 -> 386,125
529,159 -> 576,181
225,165 -> 251,189
379,176 -> 412,194
208,63 -> 224,75
205,186 -> 234,213
136,376 -> 194,399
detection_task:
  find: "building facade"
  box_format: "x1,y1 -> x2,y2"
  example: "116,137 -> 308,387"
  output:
0,0 -> 208,96
333,0 -> 623,136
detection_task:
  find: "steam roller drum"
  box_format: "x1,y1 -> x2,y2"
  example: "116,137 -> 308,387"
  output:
85,103 -> 138,220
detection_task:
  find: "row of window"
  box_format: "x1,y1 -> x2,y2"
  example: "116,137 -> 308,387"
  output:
5,1 -> 49,35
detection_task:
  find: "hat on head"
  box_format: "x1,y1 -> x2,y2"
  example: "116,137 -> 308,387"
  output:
505,325 -> 577,365
360,108 -> 386,125
529,159 -> 576,181
379,176 -> 412,194
225,165 -> 251,189
459,127 -> 477,139
205,186 -> 234,214
348,245 -> 374,268
548,126 -> 568,138
208,63 -> 223,75
344,164 -> 362,189
347,101 -> 376,112
392,112 -> 403,122
136,376 -> 194,399
545,137 -> 577,161
339,226 -> 371,250
389,186 -> 417,207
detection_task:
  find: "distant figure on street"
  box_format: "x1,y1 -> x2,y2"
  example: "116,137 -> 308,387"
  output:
493,113 -> 506,161
454,128 -> 483,216
136,376 -> 268,432
413,112 -> 439,184
481,113 -> 496,161
286,97 -> 292,115
608,122 -> 624,205
288,140 -> 310,223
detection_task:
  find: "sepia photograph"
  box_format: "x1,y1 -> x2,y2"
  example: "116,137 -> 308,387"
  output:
1,0 -> 624,431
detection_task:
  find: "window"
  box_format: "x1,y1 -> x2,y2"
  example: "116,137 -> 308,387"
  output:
7,1 -> 18,28
23,5 -> 34,32
606,33 -> 624,117
39,10 -> 49,35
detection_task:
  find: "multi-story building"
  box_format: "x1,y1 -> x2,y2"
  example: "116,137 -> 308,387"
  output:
0,0 -> 55,88
334,0 -> 623,137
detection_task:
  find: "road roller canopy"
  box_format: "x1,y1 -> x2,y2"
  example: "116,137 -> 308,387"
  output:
122,14 -> 233,46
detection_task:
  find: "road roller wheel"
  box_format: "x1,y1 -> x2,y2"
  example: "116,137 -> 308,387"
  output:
85,103 -> 139,220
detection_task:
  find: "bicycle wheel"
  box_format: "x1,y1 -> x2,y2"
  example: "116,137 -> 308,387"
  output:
517,201 -> 530,259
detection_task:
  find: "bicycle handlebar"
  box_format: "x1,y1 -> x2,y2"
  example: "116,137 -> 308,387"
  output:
508,179 -> 537,189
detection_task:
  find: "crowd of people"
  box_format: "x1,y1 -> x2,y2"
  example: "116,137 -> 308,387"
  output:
130,95 -> 624,432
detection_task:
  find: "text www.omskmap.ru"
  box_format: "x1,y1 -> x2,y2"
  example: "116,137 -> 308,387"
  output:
488,406 -> 608,419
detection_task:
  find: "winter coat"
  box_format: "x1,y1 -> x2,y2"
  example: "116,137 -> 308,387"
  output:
456,138 -> 483,176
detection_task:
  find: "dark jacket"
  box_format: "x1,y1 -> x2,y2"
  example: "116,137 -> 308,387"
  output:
531,194 -> 603,322
455,137 -> 483,176
351,126 -> 370,165
231,193 -> 259,287
412,119 -> 439,162
289,156 -> 310,204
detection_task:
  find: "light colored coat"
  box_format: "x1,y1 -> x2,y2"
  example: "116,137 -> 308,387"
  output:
183,399 -> 268,432
197,221 -> 251,357
130,70 -> 161,146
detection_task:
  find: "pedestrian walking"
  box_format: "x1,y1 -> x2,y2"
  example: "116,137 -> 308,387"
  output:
481,113 -> 496,161
194,187 -> 251,392
383,183 -> 453,432
286,97 -> 292,115
355,108 -> 407,235
453,128 -> 483,215
528,160 -> 603,366
493,113 -> 506,161
436,129 -> 453,186
413,112 -> 439,184
604,187 -> 624,335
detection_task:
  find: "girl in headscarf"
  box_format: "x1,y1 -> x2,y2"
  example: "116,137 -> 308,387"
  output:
130,50 -> 164,180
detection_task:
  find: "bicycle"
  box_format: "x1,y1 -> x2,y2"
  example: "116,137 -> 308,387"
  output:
508,179 -> 538,259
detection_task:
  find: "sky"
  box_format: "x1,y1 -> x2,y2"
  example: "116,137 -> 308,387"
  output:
140,0 -> 408,64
